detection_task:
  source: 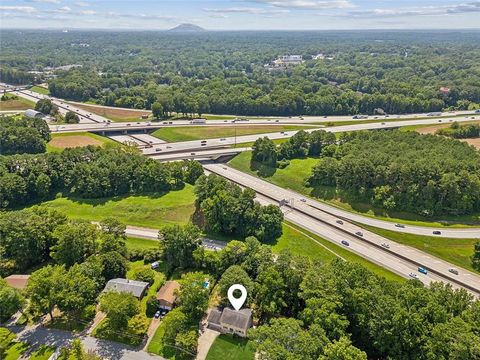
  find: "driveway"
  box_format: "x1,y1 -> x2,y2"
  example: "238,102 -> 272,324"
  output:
8,325 -> 166,360
196,329 -> 220,360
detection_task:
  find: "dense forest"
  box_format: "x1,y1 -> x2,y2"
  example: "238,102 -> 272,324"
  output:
1,30 -> 480,116
307,131 -> 480,216
0,146 -> 203,208
0,115 -> 50,155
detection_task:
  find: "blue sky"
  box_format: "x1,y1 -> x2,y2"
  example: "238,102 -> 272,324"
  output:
1,0 -> 479,30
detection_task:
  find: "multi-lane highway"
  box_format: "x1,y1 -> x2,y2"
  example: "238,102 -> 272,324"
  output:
205,163 -> 480,296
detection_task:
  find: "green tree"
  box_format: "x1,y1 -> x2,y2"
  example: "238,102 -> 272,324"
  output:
65,111 -> 80,124
218,265 -> 254,305
99,290 -> 139,329
177,272 -> 209,321
159,224 -> 202,271
319,337 -> 368,360
0,279 -> 25,323
98,251 -> 128,280
472,241 -> 480,271
252,137 -> 277,165
152,102 -> 164,119
132,267 -> 155,285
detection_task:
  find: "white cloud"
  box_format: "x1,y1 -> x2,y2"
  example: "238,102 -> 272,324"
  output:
27,0 -> 61,3
349,1 -> 480,18
74,1 -> 90,6
55,6 -> 71,13
247,0 -> 354,10
204,7 -> 289,15
0,6 -> 36,13
79,9 -> 95,15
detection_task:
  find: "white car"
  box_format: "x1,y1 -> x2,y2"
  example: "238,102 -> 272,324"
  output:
409,272 -> 419,279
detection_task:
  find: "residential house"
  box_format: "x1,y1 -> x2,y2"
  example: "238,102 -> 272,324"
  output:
156,280 -> 180,310
207,307 -> 253,337
103,278 -> 149,299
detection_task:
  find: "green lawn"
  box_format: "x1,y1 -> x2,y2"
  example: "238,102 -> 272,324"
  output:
147,320 -> 172,358
279,222 -> 404,282
363,225 -> 479,273
29,345 -> 56,360
228,151 -> 480,227
30,85 -> 50,95
0,97 -> 35,111
206,334 -> 255,360
32,185 -> 196,229
126,237 -> 159,251
152,125 -> 316,143
46,132 -> 118,152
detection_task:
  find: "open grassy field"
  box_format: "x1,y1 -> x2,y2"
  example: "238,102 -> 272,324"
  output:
362,225 -> 479,273
152,125 -> 317,143
0,97 -> 35,111
228,151 -> 480,227
32,185 -> 196,228
46,132 -> 117,152
71,102 -> 151,122
206,334 -> 255,360
125,237 -> 158,251
30,85 -> 50,95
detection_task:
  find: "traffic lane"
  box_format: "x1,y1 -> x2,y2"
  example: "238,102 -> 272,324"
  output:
204,163 -> 480,293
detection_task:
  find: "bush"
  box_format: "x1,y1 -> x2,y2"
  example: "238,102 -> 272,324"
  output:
146,296 -> 159,317
132,267 -> 155,285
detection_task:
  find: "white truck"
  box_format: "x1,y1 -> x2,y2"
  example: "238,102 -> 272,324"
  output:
191,118 -> 206,124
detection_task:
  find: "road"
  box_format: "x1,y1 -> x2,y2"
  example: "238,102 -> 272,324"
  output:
204,163 -> 480,296
8,325 -> 165,360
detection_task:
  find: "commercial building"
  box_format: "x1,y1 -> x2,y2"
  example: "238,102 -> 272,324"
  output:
24,109 -> 45,119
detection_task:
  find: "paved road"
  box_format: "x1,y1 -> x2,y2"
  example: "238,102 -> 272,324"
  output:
9,325 -> 165,360
205,163 -> 480,296
124,225 -> 226,251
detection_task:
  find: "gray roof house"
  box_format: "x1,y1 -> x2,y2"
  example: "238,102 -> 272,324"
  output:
24,109 -> 45,119
207,307 -> 253,337
103,278 -> 149,299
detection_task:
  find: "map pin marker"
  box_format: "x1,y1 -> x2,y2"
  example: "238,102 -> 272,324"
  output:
227,284 -> 247,311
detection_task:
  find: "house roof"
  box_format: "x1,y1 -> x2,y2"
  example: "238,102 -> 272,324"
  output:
207,308 -> 222,325
156,281 -> 180,303
220,308 -> 252,331
4,275 -> 30,290
104,278 -> 149,298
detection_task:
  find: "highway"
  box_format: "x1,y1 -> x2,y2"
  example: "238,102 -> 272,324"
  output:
205,163 -> 480,296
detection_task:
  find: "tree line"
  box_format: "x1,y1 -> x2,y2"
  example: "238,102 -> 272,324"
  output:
2,30 -> 479,116
0,115 -> 50,155
0,146 -> 203,208
306,130 -> 480,216
436,121 -> 480,139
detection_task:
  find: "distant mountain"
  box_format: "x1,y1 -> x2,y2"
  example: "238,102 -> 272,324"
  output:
168,23 -> 205,33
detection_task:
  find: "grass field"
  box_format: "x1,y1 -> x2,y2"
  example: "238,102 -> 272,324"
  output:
71,102 -> 151,122
228,151 -> 480,227
0,97 -> 35,111
47,132 -> 117,152
206,334 -> 255,360
363,225 -> 479,273
32,185 -> 196,229
152,125 -> 317,143
125,237 -> 158,251
30,86 -> 50,95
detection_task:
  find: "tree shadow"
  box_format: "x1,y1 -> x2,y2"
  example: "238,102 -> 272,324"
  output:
250,160 -> 276,178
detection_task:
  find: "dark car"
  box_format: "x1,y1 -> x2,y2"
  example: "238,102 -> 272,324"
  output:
355,231 -> 363,237
433,230 -> 442,235
336,220 -> 344,225
395,223 -> 405,228
341,240 -> 349,246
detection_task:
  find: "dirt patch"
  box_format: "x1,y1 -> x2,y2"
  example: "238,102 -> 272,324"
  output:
72,102 -> 151,121
0,100 -> 31,111
49,135 -> 103,149
415,124 -> 450,134
461,138 -> 480,149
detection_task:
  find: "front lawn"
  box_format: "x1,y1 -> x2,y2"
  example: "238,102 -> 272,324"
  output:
205,334 -> 255,360
32,185 -> 196,229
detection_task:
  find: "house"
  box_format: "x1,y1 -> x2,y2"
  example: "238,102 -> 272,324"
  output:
156,280 -> 180,310
207,307 -> 253,337
439,87 -> 451,94
103,278 -> 149,299
4,275 -> 30,290
24,109 -> 44,119
273,55 -> 304,67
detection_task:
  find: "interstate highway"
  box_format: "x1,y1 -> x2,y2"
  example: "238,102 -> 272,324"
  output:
205,163 -> 480,296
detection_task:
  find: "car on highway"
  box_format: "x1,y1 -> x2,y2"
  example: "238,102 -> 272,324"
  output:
341,240 -> 349,246
355,231 -> 364,237
418,267 -> 428,275
299,198 -> 306,202
475,109 -> 480,114
448,268 -> 459,275
155,148 -> 162,152
409,273 -> 419,279
201,140 -> 207,143
336,220 -> 343,225
190,152 -> 196,155
163,122 -> 168,124
166,145 -> 172,149
220,138 -> 226,141
126,123 -> 131,126
395,223 -> 405,228
432,230 -> 442,235
381,243 -> 390,249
